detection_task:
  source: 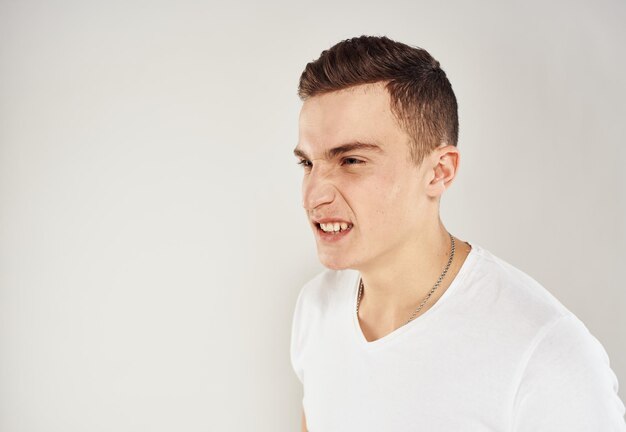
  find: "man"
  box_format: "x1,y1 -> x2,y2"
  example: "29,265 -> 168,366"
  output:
289,35 -> 626,431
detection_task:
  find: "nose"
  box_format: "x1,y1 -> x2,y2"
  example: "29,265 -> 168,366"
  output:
302,163 -> 336,211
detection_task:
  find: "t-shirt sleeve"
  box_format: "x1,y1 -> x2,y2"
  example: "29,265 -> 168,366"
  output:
290,283 -> 307,385
511,314 -> 626,431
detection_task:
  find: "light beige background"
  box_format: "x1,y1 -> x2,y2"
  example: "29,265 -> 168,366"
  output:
1,0 -> 624,430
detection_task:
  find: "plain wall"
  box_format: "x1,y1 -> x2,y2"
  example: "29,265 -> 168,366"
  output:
1,0 -> 624,430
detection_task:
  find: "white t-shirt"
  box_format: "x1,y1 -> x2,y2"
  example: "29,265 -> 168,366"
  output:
290,242 -> 626,431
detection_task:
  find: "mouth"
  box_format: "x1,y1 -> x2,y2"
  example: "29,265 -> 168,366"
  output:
314,221 -> 354,242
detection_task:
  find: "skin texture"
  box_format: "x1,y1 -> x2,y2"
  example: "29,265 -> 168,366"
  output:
294,82 -> 471,430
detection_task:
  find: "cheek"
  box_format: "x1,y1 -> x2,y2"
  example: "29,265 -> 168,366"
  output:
375,171 -> 407,205
356,177 -> 407,224
377,177 -> 418,225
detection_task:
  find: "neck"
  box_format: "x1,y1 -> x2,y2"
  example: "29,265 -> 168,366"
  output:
357,218 -> 459,324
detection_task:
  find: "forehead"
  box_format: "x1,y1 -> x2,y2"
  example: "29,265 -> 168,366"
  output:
297,82 -> 408,153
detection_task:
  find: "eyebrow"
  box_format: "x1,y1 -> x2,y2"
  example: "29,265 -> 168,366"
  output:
293,141 -> 383,160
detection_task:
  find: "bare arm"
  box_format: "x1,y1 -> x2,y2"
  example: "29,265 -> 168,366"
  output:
301,408 -> 307,432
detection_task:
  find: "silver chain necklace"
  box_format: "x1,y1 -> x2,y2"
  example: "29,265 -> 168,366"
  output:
356,232 -> 456,325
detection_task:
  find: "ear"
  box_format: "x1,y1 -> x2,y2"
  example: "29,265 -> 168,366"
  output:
425,144 -> 460,199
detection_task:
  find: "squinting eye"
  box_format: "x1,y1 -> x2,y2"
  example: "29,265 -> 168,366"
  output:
296,159 -> 312,169
342,157 -> 364,166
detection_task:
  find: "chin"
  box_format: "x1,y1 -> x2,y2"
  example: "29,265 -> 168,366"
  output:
317,252 -> 354,271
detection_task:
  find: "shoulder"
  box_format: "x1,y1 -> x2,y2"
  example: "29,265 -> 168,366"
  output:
511,313 -> 626,429
465,245 -> 625,428
290,268 -> 358,383
454,244 -> 591,367
294,267 -> 358,318
521,314 -> 613,374
467,243 -> 572,330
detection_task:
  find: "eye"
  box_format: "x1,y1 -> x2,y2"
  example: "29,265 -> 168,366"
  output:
296,159 -> 312,169
342,157 -> 364,166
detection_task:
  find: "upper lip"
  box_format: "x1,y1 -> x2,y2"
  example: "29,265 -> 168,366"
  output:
313,217 -> 352,225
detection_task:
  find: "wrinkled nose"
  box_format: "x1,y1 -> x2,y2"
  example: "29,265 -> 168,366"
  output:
302,167 -> 335,211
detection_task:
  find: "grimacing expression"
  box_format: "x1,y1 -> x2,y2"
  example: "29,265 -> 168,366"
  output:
295,82 -> 443,271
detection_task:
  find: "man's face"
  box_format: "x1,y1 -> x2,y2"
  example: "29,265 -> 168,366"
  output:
295,82 -> 439,271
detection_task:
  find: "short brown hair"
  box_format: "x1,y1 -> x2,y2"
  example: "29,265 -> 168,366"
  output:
298,35 -> 458,167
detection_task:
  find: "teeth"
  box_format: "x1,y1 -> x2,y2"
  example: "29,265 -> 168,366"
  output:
319,222 -> 352,233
